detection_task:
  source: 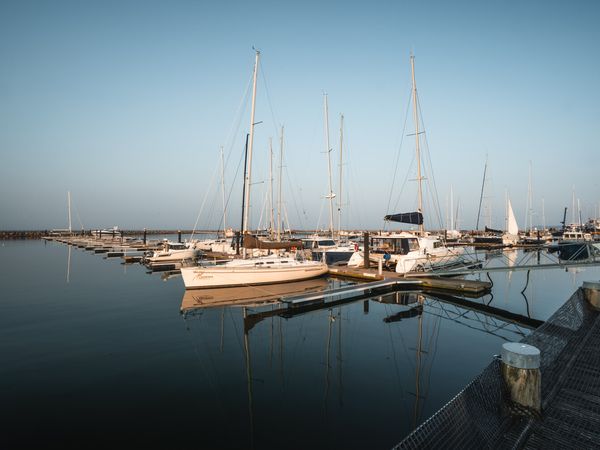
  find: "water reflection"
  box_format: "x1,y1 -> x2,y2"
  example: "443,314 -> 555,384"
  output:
180,278 -> 329,313
179,284 -> 534,448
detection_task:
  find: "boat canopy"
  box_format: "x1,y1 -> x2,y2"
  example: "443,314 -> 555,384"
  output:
484,226 -> 503,235
384,211 -> 423,225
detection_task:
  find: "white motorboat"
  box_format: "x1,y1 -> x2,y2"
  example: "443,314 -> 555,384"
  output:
145,240 -> 202,264
347,232 -> 466,274
301,236 -> 357,264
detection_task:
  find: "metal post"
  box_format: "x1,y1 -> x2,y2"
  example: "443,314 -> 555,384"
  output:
178,230 -> 181,243
363,231 -> 370,269
501,342 -> 541,415
143,228 -> 147,245
363,300 -> 369,314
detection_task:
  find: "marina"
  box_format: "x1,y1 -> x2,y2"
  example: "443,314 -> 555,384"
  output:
2,236 -> 600,448
2,3 -> 600,448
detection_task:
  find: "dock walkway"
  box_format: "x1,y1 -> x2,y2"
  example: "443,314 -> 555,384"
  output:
395,287 -> 600,449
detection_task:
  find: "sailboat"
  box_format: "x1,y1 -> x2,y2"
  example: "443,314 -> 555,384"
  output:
502,197 -> 519,246
348,55 -> 466,274
180,50 -> 328,289
306,101 -> 357,264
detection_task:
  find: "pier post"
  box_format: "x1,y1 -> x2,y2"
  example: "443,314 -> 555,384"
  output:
363,300 -> 369,314
235,231 -> 240,255
363,231 -> 370,269
143,228 -> 147,245
501,342 -> 541,415
582,281 -> 600,310
378,258 -> 383,275
178,230 -> 182,243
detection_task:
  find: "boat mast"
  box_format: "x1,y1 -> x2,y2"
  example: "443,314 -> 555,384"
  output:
220,146 -> 227,235
242,50 -> 260,256
277,125 -> 284,241
410,55 -> 424,234
450,184 -> 454,231
476,158 -> 487,231
337,114 -> 344,238
67,190 -> 72,234
324,93 -> 335,240
269,137 -> 275,239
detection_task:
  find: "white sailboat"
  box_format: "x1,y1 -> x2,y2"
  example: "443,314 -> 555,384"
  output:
181,50 -> 328,289
502,197 -> 519,246
347,54 -> 466,274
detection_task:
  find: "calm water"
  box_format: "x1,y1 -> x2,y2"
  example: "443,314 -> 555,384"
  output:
1,240 -> 599,448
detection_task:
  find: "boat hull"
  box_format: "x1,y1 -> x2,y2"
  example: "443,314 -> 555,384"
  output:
180,261 -> 329,289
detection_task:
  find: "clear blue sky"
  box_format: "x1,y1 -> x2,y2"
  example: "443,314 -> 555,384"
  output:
1,0 -> 599,231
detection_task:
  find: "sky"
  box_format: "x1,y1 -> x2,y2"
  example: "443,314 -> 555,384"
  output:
1,0 -> 599,231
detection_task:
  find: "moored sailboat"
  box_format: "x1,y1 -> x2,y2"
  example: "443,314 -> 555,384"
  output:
348,55 -> 467,274
180,50 -> 327,289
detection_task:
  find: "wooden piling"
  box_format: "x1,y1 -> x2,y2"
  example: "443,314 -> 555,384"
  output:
582,281 -> 600,310
501,342 -> 541,415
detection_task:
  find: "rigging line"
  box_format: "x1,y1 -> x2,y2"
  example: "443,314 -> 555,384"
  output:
416,92 -> 444,229
216,143 -> 246,234
391,155 -> 416,214
282,164 -> 307,231
385,87 -> 413,223
223,73 -> 254,160
259,61 -> 281,139
182,314 -> 229,421
190,154 -> 222,239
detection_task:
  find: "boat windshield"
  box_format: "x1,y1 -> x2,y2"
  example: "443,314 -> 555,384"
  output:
373,237 -> 419,254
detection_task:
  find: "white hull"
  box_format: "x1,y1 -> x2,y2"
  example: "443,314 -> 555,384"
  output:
348,248 -> 465,274
146,248 -> 201,263
180,257 -> 328,289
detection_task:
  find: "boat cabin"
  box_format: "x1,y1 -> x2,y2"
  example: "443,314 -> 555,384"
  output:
370,235 -> 420,255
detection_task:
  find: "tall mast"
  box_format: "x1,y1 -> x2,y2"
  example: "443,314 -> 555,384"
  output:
450,185 -> 454,231
476,158 -> 488,230
337,114 -> 344,237
410,55 -> 424,234
277,126 -> 284,241
269,137 -> 275,238
220,146 -> 226,235
67,191 -> 72,233
324,93 -> 335,240
242,50 -> 260,246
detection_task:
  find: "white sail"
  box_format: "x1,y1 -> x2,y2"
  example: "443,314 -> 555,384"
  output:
507,198 -> 519,235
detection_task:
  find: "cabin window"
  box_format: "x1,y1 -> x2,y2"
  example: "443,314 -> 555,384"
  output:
408,238 -> 419,252
318,240 -> 336,246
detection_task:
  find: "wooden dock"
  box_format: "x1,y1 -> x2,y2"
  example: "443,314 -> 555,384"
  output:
328,266 -> 491,295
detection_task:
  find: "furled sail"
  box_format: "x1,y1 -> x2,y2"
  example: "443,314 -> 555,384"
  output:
243,234 -> 302,250
384,211 -> 423,225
